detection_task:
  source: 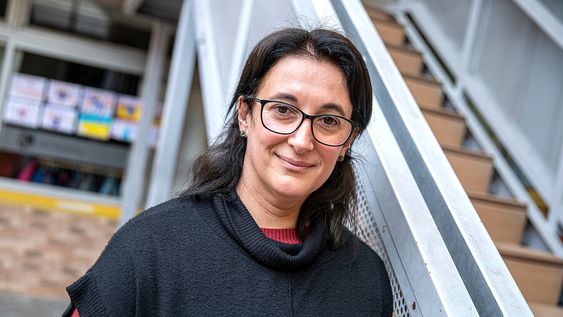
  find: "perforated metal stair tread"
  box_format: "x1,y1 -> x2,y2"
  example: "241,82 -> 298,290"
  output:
497,242 -> 563,266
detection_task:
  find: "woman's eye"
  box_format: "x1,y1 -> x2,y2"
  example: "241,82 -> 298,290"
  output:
272,104 -> 295,116
274,105 -> 289,113
320,116 -> 339,127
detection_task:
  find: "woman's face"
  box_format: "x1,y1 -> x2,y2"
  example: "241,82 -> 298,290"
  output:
237,55 -> 355,203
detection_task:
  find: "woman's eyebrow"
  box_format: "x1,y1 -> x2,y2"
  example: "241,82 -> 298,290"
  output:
270,92 -> 298,103
270,92 -> 347,117
319,103 -> 346,117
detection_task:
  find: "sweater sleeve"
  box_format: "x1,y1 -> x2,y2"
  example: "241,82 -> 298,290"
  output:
66,227 -> 139,317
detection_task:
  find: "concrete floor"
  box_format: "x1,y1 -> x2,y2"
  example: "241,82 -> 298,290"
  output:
0,292 -> 69,317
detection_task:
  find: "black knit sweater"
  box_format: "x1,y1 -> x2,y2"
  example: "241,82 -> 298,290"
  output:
65,190 -> 393,316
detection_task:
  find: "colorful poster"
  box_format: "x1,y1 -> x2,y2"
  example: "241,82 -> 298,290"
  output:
48,80 -> 82,107
9,73 -> 46,101
41,104 -> 77,134
77,113 -> 112,140
111,119 -> 138,142
3,96 -> 43,128
116,95 -> 142,121
81,88 -> 116,117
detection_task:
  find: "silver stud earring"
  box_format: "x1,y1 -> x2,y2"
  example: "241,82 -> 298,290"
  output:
240,130 -> 247,138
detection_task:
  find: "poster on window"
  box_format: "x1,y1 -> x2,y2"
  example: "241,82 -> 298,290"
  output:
41,104 -> 77,134
77,113 -> 112,140
111,119 -> 137,142
3,96 -> 43,128
9,73 -> 47,102
47,80 -> 82,107
116,95 -> 142,121
80,87 -> 116,117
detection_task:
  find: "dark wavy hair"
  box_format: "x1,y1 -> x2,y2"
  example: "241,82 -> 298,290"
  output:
183,27 -> 372,248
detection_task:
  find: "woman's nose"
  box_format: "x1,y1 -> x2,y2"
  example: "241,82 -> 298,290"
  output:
287,119 -> 315,153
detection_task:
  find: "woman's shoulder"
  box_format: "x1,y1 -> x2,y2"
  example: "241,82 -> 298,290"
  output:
104,195 -> 213,252
122,195 -> 208,232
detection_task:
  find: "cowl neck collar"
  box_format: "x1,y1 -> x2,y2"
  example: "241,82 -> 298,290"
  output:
207,189 -> 327,272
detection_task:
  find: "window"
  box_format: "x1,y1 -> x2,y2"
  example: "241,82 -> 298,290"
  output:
29,0 -> 151,50
0,0 -> 7,18
19,52 -> 140,95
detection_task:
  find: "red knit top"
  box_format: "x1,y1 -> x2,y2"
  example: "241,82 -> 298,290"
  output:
71,228 -> 300,316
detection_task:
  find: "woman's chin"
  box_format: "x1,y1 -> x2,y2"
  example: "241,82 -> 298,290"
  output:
269,179 -> 317,201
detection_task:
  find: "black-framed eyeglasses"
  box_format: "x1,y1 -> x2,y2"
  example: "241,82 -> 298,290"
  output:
246,97 -> 359,147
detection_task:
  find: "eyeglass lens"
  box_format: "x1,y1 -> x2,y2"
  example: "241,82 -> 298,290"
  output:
261,101 -> 353,146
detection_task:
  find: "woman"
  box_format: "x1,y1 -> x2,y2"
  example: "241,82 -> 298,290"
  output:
65,27 -> 393,316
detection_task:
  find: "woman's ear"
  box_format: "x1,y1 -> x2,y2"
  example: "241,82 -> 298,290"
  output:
339,128 -> 359,158
237,96 -> 250,131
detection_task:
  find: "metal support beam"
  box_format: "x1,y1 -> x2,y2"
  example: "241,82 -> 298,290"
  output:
145,0 -> 196,208
0,0 -> 31,135
225,0 -> 254,108
6,0 -> 31,28
10,28 -> 146,76
556,146 -> 563,227
119,21 -> 171,226
194,0 -> 227,144
512,0 -> 563,50
460,0 -> 483,74
0,40 -> 16,136
122,0 -> 143,15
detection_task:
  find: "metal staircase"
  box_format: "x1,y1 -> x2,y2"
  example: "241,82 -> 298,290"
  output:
363,3 -> 563,316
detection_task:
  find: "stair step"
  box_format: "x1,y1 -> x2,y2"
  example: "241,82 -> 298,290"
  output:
364,3 -> 395,21
371,17 -> 405,46
388,45 -> 423,76
468,192 -> 526,244
443,145 -> 493,193
404,74 -> 444,109
497,242 -> 563,305
420,106 -> 465,148
529,302 -> 563,317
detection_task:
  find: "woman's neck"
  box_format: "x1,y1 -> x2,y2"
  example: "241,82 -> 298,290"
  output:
236,178 -> 302,229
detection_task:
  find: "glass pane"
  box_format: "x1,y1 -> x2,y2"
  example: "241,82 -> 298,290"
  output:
0,0 -> 7,18
19,52 -> 140,95
29,0 -> 151,50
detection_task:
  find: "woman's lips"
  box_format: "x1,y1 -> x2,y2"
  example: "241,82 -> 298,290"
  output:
278,155 -> 314,170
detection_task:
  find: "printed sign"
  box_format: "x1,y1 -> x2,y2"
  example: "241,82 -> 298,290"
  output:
42,104 -> 77,134
9,73 -> 46,101
81,88 -> 116,117
48,80 -> 82,107
3,96 -> 43,128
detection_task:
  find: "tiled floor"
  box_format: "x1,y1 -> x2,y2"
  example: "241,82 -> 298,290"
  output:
0,203 -> 116,303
